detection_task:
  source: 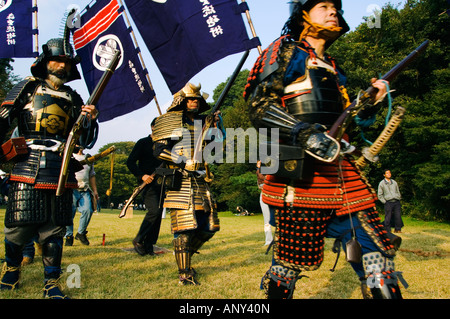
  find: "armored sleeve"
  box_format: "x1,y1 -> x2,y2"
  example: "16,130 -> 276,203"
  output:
245,38 -> 324,146
153,138 -> 186,168
0,78 -> 36,157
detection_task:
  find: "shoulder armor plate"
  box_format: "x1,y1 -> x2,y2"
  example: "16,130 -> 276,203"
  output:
244,36 -> 295,100
152,111 -> 184,142
0,77 -> 38,118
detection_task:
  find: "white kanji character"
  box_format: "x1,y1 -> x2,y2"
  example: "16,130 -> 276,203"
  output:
209,25 -> 223,38
202,5 -> 216,17
206,15 -> 220,28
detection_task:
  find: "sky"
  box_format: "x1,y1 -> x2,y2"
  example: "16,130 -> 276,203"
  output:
10,0 -> 405,154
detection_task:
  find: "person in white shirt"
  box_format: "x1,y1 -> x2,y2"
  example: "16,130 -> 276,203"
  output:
65,146 -> 99,246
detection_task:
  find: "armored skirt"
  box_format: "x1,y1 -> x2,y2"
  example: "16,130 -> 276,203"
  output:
262,158 -> 377,215
261,157 -> 396,272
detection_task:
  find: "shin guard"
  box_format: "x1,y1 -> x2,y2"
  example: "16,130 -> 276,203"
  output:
363,252 -> 407,299
262,265 -> 301,299
42,237 -> 68,299
173,234 -> 197,285
42,237 -> 63,279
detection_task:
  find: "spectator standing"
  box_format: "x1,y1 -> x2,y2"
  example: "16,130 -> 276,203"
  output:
65,147 -> 99,246
378,169 -> 404,233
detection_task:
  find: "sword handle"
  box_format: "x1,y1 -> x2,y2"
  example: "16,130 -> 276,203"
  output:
355,107 -> 405,169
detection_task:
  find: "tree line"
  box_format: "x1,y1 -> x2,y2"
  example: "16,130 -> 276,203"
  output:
1,0 -> 448,220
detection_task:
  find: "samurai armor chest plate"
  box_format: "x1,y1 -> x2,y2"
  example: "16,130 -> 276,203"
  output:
282,57 -> 343,127
19,85 -> 74,140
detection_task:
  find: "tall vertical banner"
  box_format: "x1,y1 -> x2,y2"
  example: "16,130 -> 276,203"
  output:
0,0 -> 37,58
124,0 -> 260,94
73,0 -> 154,122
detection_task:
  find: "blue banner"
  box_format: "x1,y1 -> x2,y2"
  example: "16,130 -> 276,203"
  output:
124,0 -> 259,94
0,0 -> 37,58
73,0 -> 154,122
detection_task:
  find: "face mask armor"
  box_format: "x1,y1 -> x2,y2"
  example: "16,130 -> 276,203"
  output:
30,9 -> 81,82
284,0 -> 349,45
167,83 -> 210,113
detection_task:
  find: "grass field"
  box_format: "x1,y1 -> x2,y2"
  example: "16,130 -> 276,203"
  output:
0,207 -> 449,300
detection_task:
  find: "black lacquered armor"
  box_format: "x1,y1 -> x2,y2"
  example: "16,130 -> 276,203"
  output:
282,57 -> 344,127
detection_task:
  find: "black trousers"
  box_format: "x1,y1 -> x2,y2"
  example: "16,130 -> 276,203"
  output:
384,200 -> 404,231
134,185 -> 163,253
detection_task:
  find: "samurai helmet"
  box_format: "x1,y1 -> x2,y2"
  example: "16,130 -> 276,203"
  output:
284,0 -> 349,46
167,83 -> 210,113
31,9 -> 81,82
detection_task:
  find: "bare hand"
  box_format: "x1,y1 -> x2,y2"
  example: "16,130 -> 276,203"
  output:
371,78 -> 389,103
142,174 -> 154,184
81,104 -> 99,120
213,111 -> 221,127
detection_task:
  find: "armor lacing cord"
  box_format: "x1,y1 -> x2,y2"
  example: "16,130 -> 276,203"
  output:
331,158 -> 364,268
299,11 -> 343,44
43,277 -> 68,299
338,157 -> 357,235
0,263 -> 20,290
179,270 -> 198,286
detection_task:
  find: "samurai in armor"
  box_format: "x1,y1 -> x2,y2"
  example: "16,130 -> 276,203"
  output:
0,34 -> 98,298
244,0 -> 406,299
152,83 -> 222,285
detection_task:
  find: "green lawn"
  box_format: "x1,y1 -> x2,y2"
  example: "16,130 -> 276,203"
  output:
0,208 -> 449,299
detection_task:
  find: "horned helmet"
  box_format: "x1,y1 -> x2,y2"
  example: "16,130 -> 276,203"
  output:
167,83 -> 210,113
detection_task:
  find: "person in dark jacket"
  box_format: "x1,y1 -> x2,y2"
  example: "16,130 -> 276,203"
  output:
126,118 -> 163,256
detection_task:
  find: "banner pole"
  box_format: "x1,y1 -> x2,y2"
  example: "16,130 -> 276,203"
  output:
33,0 -> 38,57
118,0 -> 162,115
241,0 -> 262,55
